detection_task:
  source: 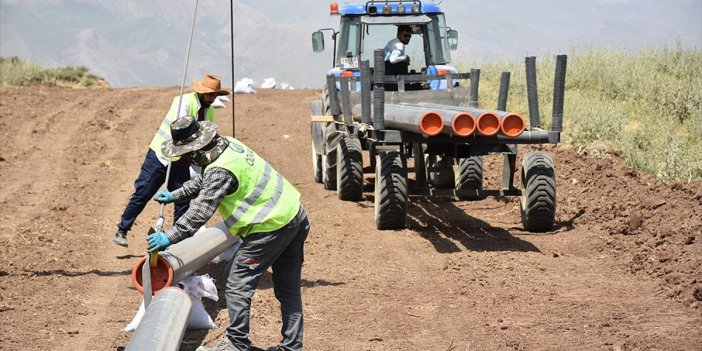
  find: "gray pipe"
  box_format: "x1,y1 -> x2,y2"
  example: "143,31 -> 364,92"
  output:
125,287 -> 192,351
497,71 -> 511,111
161,221 -> 240,284
353,103 -> 444,136
552,55 -> 567,132
525,56 -> 541,129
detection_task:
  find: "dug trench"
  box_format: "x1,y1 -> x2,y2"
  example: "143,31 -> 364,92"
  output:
0,86 -> 700,350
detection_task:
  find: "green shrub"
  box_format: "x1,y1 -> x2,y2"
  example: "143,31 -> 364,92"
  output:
459,45 -> 702,182
0,56 -> 103,88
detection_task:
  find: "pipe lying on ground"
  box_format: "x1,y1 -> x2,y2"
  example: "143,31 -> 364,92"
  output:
125,287 -> 191,351
132,221 -> 240,294
352,103 -> 444,136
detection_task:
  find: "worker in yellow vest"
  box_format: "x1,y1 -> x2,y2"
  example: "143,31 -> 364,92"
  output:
149,117 -> 309,351
113,75 -> 230,247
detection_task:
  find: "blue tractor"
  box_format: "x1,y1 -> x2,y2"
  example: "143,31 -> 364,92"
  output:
310,1 -> 567,232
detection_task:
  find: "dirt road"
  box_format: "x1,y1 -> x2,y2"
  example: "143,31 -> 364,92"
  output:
0,86 -> 700,351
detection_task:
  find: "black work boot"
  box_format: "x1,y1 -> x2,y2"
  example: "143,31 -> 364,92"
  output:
113,229 -> 128,247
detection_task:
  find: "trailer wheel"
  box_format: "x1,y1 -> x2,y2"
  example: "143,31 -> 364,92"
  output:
374,151 -> 408,230
520,151 -> 556,232
336,137 -> 363,201
427,155 -> 455,188
312,141 -> 322,183
456,156 -> 484,201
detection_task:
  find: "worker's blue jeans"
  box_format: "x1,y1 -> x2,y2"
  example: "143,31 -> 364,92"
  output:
224,205 -> 310,351
117,149 -> 190,232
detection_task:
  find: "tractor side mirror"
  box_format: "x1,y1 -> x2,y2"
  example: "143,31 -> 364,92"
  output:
312,31 -> 325,53
447,29 -> 458,50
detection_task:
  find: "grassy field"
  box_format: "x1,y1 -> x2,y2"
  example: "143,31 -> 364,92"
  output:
0,56 -> 105,88
463,45 -> 702,182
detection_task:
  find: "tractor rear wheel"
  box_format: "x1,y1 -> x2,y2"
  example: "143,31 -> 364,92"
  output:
321,84 -> 331,116
520,151 -> 556,232
336,137 -> 363,201
456,156 -> 484,200
322,149 -> 337,190
312,141 -> 322,183
374,151 -> 408,230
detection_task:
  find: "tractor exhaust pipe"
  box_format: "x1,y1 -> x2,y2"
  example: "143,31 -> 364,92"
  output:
131,222 -> 240,294
125,287 -> 191,351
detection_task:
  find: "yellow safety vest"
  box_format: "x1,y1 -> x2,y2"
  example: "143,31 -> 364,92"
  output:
205,137 -> 301,237
148,92 -> 215,158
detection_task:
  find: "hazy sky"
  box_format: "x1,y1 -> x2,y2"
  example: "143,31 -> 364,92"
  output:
1,0 -> 700,88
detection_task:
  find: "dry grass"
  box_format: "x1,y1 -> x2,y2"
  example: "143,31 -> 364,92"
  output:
461,45 -> 702,182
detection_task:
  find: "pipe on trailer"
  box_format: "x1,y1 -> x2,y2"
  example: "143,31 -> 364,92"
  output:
552,55 -> 567,133
360,60 -> 372,124
125,287 -> 192,351
353,104 -> 444,136
132,222 -> 240,294
469,68 -> 480,108
415,103 -> 525,137
373,49 -> 386,130
525,56 -> 541,129
497,72 -> 511,111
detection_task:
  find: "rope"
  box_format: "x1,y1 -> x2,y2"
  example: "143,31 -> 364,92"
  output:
158,0 -> 199,224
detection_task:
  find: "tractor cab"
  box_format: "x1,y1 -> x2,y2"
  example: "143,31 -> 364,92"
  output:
312,1 -> 459,90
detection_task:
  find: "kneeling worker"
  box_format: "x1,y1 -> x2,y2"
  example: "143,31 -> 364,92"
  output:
148,117 -> 310,351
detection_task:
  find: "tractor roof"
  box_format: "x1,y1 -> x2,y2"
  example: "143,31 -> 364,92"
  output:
339,2 -> 443,16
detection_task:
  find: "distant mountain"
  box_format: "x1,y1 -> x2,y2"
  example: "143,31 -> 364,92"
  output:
1,0 -> 699,88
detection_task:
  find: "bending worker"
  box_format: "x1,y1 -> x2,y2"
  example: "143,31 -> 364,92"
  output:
148,117 -> 310,351
113,74 -> 230,247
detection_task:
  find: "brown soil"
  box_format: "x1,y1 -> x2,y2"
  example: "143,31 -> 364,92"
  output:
0,86 -> 700,351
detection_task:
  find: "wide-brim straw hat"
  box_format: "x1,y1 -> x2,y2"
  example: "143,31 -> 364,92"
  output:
193,74 -> 230,96
161,117 -> 218,158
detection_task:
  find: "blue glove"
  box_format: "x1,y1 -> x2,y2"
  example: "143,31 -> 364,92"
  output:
154,189 -> 174,204
147,232 -> 171,253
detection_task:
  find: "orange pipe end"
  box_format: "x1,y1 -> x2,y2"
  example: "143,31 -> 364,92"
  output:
476,112 -> 500,136
419,111 -> 444,136
451,112 -> 476,137
500,113 -> 526,137
131,255 -> 174,295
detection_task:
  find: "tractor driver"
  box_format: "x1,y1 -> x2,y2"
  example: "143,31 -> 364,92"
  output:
383,25 -> 412,76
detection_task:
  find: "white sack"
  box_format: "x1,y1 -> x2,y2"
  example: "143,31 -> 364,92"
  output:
261,77 -> 277,89
124,275 -> 220,331
234,78 -> 256,94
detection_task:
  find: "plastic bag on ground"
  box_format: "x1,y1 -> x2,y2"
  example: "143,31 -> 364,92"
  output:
261,77 -> 277,89
234,78 -> 256,94
124,275 -> 220,331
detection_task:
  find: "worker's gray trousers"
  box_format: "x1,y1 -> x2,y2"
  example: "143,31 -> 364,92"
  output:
224,205 -> 310,351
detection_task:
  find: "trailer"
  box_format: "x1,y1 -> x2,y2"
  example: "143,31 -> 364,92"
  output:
310,1 -> 567,231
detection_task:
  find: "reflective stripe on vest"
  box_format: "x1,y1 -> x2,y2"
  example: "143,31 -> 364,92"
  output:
148,92 -> 215,158
206,137 -> 300,237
